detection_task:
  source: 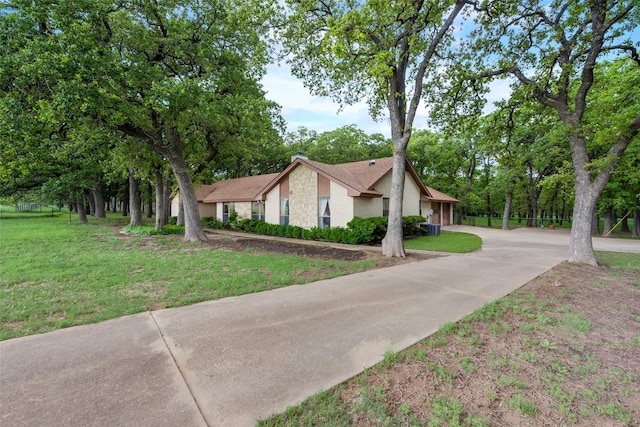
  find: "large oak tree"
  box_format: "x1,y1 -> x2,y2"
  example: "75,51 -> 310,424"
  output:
1,0 -> 280,241
470,0 -> 640,265
283,0 -> 477,256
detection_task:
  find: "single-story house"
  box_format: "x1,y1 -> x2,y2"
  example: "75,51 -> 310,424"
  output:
171,155 -> 458,228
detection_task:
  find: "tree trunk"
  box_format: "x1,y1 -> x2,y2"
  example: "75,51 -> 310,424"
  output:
591,212 -> 600,235
122,177 -> 129,217
602,206 -> 613,237
164,173 -> 172,221
570,182 -> 599,265
381,150 -> 407,257
177,201 -> 184,226
146,181 -> 153,219
502,190 -> 512,230
621,215 -> 630,232
129,168 -> 142,226
155,168 -> 168,229
165,126 -> 207,242
633,210 -> 639,238
76,195 -> 88,223
92,187 -> 106,218
456,205 -> 463,225
87,190 -> 96,216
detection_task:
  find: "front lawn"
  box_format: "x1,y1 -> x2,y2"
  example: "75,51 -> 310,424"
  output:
0,215 -> 381,340
404,231 -> 482,253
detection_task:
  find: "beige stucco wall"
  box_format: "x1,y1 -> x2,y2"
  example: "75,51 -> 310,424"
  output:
264,185 -> 280,225
170,196 -> 180,217
352,171 -> 421,219
353,198 -> 383,218
199,202 -> 216,218
330,181 -> 353,228
401,173 -> 421,216
170,194 -> 216,218
289,166 -> 318,229
421,201 -> 433,223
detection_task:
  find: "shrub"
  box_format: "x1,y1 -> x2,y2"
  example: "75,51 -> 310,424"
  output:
167,216 -> 177,225
347,217 -> 386,243
284,225 -> 305,239
402,215 -> 426,236
201,216 -> 230,229
207,214 -> 427,245
159,225 -> 185,235
121,224 -> 184,236
235,218 -> 261,232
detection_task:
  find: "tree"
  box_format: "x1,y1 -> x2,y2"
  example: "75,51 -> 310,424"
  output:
408,129 -> 482,223
285,125 -> 392,165
284,0 -> 475,256
471,1 -> 640,265
1,1 -> 280,240
99,0 -> 279,241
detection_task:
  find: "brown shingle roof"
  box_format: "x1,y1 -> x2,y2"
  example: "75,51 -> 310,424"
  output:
422,186 -> 459,203
196,157 -> 457,205
194,185 -> 217,202
202,173 -> 279,203
261,156 -> 433,198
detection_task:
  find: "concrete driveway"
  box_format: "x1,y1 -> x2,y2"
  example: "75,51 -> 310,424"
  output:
1,227 -> 638,426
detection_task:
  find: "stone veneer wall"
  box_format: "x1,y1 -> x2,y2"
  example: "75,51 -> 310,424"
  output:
234,202 -> 252,220
289,166 -> 317,229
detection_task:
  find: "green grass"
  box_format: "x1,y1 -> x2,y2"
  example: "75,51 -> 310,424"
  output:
463,215 -> 638,239
460,215 -> 572,229
404,231 -> 482,253
0,204 -> 66,219
0,215 -> 377,340
596,251 -> 640,270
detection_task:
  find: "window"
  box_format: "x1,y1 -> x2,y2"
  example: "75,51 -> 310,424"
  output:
382,197 -> 389,217
318,197 -> 330,229
223,202 -> 235,222
223,203 -> 230,222
280,198 -> 289,225
251,201 -> 264,220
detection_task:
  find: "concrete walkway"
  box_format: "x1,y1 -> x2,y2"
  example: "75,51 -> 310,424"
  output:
1,227 -> 639,426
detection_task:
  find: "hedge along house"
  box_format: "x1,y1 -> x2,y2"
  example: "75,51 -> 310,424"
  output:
171,155 -> 458,228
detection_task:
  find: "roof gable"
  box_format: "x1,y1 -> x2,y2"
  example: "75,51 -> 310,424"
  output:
193,184 -> 217,202
423,186 -> 460,203
261,156 -> 433,198
202,173 -> 279,203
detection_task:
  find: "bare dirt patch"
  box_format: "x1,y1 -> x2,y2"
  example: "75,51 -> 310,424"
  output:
115,228 -> 436,267
199,232 -> 437,266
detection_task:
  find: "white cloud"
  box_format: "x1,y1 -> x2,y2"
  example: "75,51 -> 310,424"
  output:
262,63 -> 391,136
262,62 -> 511,138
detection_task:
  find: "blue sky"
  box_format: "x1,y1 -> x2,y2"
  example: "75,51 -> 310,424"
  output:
261,61 -> 514,138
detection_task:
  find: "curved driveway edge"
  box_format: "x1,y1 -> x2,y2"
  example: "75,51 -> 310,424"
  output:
2,227 -> 638,426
